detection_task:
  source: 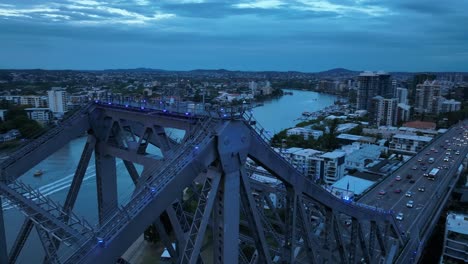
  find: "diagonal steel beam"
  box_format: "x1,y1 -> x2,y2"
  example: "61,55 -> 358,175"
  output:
154,218 -> 177,264
8,218 -> 33,264
63,135 -> 96,216
181,170 -> 221,264
239,167 -> 272,264
123,161 -> 140,186
36,224 -> 61,264
296,195 -> 320,264
332,213 -> 348,264
262,193 -> 284,233
0,196 -> 8,264
358,222 -> 371,263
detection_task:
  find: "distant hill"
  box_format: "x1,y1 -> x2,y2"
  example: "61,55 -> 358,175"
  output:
103,68 -> 167,72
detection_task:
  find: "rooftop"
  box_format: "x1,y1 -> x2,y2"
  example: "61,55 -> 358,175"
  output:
321,151 -> 346,159
403,120 -> 437,130
446,212 -> 468,235
331,175 -> 375,195
392,134 -> 433,142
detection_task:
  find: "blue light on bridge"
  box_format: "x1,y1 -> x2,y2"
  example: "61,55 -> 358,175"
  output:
223,114 -> 227,117
185,112 -> 189,116
150,186 -> 156,193
163,109 -> 167,113
125,105 -> 129,108
95,100 -> 99,103
195,146 -> 199,150
97,237 -> 105,247
141,106 -> 145,110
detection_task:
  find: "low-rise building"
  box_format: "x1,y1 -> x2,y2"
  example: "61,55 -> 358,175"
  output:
320,151 -> 346,185
441,212 -> 468,263
340,143 -> 384,171
389,134 -> 433,154
0,129 -> 20,142
20,95 -> 48,108
25,108 -> 53,125
286,127 -> 323,140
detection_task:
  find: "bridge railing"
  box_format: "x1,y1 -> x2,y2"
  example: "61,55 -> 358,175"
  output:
94,99 -> 246,120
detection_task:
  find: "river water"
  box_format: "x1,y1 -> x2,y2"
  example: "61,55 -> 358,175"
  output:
1,89 -> 337,263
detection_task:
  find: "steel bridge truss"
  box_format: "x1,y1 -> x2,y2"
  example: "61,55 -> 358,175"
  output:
0,103 -> 405,264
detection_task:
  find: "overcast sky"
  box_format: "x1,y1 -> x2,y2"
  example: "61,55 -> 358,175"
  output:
0,0 -> 467,72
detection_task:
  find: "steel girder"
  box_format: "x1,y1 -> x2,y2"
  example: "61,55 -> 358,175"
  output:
246,125 -> 403,263
0,102 -> 413,264
0,196 -> 8,264
8,218 -> 33,264
64,117 -> 218,263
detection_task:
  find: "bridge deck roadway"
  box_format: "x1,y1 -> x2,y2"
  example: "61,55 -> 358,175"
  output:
359,120 -> 468,245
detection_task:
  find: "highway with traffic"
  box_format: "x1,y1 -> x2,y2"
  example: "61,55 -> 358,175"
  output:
358,120 -> 468,239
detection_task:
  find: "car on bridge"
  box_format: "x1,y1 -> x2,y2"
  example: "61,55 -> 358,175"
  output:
418,186 -> 425,192
396,213 -> 404,221
405,191 -> 412,197
406,201 -> 414,208
394,188 -> 402,194
379,190 -> 386,195
395,175 -> 402,181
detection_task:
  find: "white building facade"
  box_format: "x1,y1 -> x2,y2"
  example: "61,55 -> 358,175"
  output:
48,88 -> 69,116
389,134 -> 433,154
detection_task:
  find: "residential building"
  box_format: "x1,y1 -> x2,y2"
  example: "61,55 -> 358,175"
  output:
441,99 -> 462,113
389,134 -> 433,154
287,127 -> 323,140
25,108 -> 53,125
320,151 -> 346,185
48,88 -> 69,117
440,212 -> 468,263
370,96 -> 398,127
357,71 -> 392,111
396,87 -> 408,104
396,103 -> 411,124
282,148 -> 324,181
20,95 -> 48,108
0,96 -> 21,104
415,80 -> 441,114
340,143 -> 384,171
337,134 -> 376,145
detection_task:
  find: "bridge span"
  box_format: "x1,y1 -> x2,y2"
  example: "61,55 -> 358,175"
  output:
0,101 -> 465,264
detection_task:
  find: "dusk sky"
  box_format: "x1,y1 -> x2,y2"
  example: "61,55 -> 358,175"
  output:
0,0 -> 467,72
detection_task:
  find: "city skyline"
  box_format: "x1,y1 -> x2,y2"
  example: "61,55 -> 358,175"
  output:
1,0 -> 468,71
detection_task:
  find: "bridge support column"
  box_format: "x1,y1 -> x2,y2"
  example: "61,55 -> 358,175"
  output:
95,142 -> 118,225
213,169 -> 239,264
0,196 -> 8,264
